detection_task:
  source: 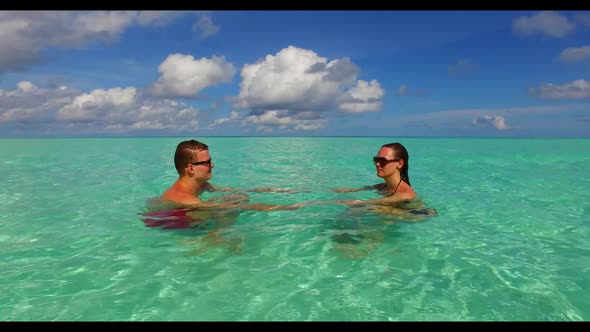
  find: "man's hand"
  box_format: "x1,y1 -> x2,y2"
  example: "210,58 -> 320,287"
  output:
245,202 -> 302,211
250,187 -> 300,193
221,193 -> 250,202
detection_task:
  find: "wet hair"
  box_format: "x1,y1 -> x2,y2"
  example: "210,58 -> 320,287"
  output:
381,142 -> 411,186
174,140 -> 209,175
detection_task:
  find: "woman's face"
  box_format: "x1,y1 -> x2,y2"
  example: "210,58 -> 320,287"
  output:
374,147 -> 401,179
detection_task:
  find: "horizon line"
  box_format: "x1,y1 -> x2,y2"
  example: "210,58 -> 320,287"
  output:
0,135 -> 589,139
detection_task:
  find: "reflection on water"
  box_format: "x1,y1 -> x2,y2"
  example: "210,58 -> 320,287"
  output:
182,230 -> 244,256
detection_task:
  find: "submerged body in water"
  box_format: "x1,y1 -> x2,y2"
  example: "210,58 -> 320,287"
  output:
140,193 -> 251,230
328,196 -> 437,258
139,193 -> 253,254
348,196 -> 437,222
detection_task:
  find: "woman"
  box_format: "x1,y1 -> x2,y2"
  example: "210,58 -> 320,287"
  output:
333,142 -> 416,204
330,142 -> 436,218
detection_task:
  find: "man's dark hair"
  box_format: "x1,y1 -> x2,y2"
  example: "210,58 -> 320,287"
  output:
174,140 -> 209,175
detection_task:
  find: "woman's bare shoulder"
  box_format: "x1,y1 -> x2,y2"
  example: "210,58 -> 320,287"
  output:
397,182 -> 416,198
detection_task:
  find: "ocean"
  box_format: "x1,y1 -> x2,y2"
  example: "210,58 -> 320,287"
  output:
1,137 -> 589,321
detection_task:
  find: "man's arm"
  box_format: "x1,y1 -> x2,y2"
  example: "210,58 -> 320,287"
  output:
207,183 -> 303,193
246,187 -> 302,193
176,191 -> 300,212
192,200 -> 301,212
240,202 -> 302,211
205,183 -> 232,192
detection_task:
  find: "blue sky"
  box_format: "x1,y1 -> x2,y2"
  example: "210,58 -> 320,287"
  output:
0,10 -> 589,137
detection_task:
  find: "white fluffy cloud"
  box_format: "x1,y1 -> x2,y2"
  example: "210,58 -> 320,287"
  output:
148,54 -> 236,98
472,115 -> 508,130
235,47 -> 341,110
193,12 -> 220,39
56,87 -> 138,122
338,80 -> 384,113
0,81 -> 201,134
512,11 -> 575,38
558,45 -> 590,63
228,46 -> 383,130
529,79 -> 590,100
208,111 -> 239,129
233,46 -> 381,113
0,11 -> 183,73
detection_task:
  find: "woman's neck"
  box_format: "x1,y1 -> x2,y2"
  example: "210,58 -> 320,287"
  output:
384,173 -> 402,193
385,173 -> 401,184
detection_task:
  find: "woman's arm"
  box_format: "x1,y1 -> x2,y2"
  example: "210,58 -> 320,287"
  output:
331,183 -> 383,193
339,192 -> 415,206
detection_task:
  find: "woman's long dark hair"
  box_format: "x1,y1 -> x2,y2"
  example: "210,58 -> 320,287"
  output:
382,142 -> 410,186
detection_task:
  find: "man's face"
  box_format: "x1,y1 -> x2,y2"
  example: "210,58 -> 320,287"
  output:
187,149 -> 214,181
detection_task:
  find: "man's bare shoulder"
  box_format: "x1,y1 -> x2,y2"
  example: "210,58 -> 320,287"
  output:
161,190 -> 201,206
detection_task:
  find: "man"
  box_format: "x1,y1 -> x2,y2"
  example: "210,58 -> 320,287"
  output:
161,139 -> 299,211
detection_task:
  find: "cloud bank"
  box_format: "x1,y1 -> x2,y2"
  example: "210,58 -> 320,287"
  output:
529,79 -> 590,100
0,81 -> 201,135
0,11 -> 184,74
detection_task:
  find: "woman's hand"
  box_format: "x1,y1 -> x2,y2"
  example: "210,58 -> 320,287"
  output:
332,188 -> 358,193
336,199 -> 365,206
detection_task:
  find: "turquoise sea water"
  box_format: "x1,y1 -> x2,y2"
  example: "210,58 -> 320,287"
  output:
1,137 -> 589,321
